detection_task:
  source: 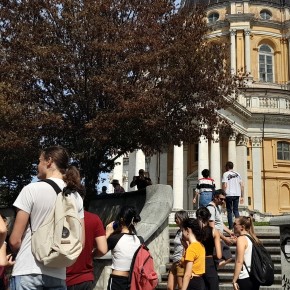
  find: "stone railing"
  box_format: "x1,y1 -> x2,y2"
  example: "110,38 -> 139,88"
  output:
244,95 -> 290,114
90,184 -> 173,290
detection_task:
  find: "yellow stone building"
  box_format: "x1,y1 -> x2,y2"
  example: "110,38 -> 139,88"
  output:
113,0 -> 290,215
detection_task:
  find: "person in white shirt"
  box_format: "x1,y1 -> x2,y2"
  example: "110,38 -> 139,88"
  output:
105,206 -> 141,290
222,161 -> 244,230
9,146 -> 85,290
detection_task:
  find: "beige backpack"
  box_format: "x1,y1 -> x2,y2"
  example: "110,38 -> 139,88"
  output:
31,179 -> 83,268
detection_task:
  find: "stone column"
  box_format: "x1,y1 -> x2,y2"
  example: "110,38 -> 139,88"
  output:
159,151 -> 168,185
230,29 -> 237,74
251,137 -> 263,212
173,144 -> 184,210
198,136 -> 209,178
128,150 -> 145,191
135,150 -> 145,175
210,132 -> 221,189
148,154 -> 158,184
244,29 -> 251,74
228,132 -> 237,167
112,156 -> 123,185
236,135 -> 249,206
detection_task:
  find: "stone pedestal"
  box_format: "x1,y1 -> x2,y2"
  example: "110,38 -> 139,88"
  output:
270,215 -> 290,289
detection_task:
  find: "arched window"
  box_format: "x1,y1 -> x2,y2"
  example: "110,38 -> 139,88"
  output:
259,44 -> 274,83
208,12 -> 219,23
277,141 -> 290,160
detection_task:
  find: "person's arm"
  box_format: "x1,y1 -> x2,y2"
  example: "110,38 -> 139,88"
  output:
0,243 -> 15,267
240,181 -> 244,204
181,261 -> 193,290
106,222 -> 114,239
9,209 -> 29,253
232,236 -> 247,290
213,229 -> 222,260
222,182 -> 227,191
193,189 -> 199,204
94,236 -> 108,257
130,176 -> 137,188
0,216 -> 7,249
221,224 -> 236,245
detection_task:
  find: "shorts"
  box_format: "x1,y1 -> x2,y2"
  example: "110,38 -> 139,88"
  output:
169,261 -> 185,277
107,274 -> 129,290
187,276 -> 205,290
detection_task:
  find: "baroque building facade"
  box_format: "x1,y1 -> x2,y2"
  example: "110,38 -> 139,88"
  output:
111,0 -> 290,215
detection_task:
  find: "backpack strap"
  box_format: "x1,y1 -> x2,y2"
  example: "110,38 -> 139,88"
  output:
41,179 -> 62,194
241,234 -> 254,275
206,203 -> 217,215
29,179 -> 62,232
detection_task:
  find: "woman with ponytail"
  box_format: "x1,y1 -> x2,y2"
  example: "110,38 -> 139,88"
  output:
106,206 -> 142,290
196,207 -> 222,290
181,218 -> 206,290
232,216 -> 261,290
9,146 -> 84,290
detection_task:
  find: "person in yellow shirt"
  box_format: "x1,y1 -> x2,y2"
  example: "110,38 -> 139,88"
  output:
181,218 -> 206,290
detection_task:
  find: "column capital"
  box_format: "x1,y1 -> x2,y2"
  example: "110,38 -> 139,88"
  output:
228,131 -> 237,141
244,29 -> 251,36
251,137 -> 263,147
230,29 -> 237,36
237,134 -> 249,146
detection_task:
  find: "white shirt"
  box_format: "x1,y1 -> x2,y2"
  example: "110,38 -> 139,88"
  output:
12,178 -> 84,279
239,236 -> 252,279
222,170 -> 242,197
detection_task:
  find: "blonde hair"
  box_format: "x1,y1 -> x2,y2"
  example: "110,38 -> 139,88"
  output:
238,216 -> 261,245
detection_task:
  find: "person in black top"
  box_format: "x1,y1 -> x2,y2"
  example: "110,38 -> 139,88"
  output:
130,169 -> 152,190
196,207 -> 222,290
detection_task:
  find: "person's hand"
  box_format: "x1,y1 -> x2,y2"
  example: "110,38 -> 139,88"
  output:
6,254 -> 16,267
192,198 -> 196,204
233,282 -> 239,290
106,221 -> 115,238
240,197 -> 244,204
224,236 -> 234,246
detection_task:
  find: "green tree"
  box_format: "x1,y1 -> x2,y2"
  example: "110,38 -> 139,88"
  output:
0,0 -> 235,206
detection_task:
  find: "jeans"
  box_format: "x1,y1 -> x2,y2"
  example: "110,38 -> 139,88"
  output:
199,191 -> 213,208
226,196 -> 240,229
10,274 -> 66,290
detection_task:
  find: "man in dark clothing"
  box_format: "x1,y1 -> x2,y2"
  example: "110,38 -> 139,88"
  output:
130,169 -> 152,190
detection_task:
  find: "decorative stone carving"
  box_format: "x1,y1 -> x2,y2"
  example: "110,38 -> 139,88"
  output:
228,132 -> 237,141
237,134 -> 249,146
251,137 -> 263,147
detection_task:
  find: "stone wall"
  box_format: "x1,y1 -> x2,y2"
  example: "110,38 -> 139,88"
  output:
90,184 -> 173,290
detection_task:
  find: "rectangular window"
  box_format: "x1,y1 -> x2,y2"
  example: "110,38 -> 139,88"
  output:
277,141 -> 290,160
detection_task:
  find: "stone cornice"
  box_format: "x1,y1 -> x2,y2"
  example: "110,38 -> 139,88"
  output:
226,13 -> 255,23
251,20 -> 283,30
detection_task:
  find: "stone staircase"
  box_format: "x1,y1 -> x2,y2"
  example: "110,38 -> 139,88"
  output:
156,226 -> 282,290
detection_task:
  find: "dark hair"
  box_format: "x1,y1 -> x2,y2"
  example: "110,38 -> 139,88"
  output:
238,216 -> 261,245
201,169 -> 210,178
41,146 -> 84,194
0,214 -> 7,221
213,188 -> 226,199
102,186 -> 107,191
196,207 -> 212,241
116,205 -> 141,234
196,207 -> 211,224
175,210 -> 189,224
182,218 -> 204,242
226,161 -> 234,169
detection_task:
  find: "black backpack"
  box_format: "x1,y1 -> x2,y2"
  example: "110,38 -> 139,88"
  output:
243,234 -> 274,286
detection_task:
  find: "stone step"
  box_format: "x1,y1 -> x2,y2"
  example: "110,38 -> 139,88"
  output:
158,226 -> 282,289
156,282 -> 282,290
